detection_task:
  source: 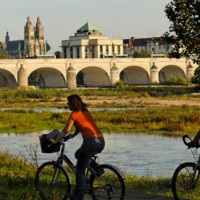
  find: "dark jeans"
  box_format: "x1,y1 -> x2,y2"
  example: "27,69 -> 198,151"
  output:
72,136 -> 105,200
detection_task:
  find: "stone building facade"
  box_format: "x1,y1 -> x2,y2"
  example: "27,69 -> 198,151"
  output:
123,37 -> 173,57
24,17 -> 46,57
1,17 -> 47,58
61,22 -> 124,58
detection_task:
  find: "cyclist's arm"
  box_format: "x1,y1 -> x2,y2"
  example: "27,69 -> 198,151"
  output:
51,117 -> 74,144
71,128 -> 80,138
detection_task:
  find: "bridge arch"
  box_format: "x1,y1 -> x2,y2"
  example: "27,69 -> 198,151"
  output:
0,68 -> 17,88
28,67 -> 66,88
159,65 -> 186,83
76,66 -> 110,87
120,66 -> 150,85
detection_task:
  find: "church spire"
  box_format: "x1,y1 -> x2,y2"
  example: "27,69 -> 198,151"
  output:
5,31 -> 10,45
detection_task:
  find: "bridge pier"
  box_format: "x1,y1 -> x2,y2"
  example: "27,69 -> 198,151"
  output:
110,63 -> 120,86
67,63 -> 77,89
150,62 -> 159,84
17,64 -> 28,87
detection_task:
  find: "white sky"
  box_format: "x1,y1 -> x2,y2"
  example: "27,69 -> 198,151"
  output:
0,0 -> 172,54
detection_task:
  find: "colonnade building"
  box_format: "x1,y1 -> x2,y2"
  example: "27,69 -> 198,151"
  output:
61,22 -> 124,59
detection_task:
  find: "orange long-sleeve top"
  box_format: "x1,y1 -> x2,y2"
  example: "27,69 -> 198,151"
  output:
70,110 -> 102,140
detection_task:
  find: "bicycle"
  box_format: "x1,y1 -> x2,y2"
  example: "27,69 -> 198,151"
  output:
35,134 -> 126,200
171,135 -> 200,200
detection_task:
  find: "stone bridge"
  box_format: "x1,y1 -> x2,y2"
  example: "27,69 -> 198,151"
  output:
0,58 -> 198,89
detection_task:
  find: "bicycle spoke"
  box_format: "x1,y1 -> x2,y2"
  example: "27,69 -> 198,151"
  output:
90,165 -> 125,200
35,162 -> 70,200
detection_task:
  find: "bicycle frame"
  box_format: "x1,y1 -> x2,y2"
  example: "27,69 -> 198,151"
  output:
55,141 -> 103,191
36,139 -> 126,200
55,142 -> 124,195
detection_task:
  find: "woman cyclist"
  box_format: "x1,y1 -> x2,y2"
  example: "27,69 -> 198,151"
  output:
50,94 -> 105,200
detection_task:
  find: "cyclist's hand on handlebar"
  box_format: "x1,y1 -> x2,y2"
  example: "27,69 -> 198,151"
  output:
49,138 -> 56,144
63,133 -> 71,141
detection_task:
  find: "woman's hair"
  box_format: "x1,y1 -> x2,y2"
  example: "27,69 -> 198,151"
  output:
67,94 -> 87,111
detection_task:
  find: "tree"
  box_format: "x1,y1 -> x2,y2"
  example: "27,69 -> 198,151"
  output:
164,0 -> 200,63
0,53 -> 12,59
191,67 -> 200,87
133,49 -> 152,58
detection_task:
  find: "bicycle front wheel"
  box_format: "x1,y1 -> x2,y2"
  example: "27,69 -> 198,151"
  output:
90,164 -> 125,200
35,161 -> 71,200
172,162 -> 200,200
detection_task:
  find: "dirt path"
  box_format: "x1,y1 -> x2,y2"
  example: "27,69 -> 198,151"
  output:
124,192 -> 173,200
84,191 -> 174,200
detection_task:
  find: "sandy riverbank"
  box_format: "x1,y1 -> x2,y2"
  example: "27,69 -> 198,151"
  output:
80,95 -> 200,107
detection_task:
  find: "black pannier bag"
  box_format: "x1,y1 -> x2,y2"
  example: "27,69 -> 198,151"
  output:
39,129 -> 61,153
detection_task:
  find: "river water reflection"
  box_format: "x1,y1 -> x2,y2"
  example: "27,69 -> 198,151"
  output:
0,107 -> 144,113
0,132 -> 193,177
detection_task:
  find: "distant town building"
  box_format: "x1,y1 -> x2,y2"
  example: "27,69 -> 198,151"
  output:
1,17 -> 50,58
123,37 -> 173,57
61,22 -> 125,58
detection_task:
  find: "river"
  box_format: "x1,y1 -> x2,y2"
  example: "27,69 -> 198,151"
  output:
0,107 -> 144,113
0,131 -> 193,177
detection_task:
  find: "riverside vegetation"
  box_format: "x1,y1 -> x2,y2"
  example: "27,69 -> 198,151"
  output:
0,86 -> 199,136
0,86 -> 200,199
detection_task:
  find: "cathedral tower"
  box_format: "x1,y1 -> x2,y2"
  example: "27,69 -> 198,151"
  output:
24,17 -> 46,57
35,17 -> 46,55
24,17 -> 35,57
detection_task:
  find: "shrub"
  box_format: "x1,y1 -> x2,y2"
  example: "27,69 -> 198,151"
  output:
163,76 -> 192,86
191,67 -> 200,87
115,80 -> 128,90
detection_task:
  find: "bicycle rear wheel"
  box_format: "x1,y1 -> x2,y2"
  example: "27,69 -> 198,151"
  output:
90,164 -> 125,200
35,161 -> 71,200
172,162 -> 200,200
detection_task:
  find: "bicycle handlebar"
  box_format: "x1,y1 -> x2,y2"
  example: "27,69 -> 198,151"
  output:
62,133 -> 71,142
183,135 -> 200,149
183,135 -> 192,147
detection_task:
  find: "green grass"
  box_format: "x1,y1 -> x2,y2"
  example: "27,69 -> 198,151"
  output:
0,151 -> 174,199
125,174 -> 172,197
0,86 -> 198,100
0,152 -> 38,199
0,106 -> 199,136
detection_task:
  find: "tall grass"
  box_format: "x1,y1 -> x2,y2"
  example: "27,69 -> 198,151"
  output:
0,86 -> 198,100
0,106 -> 199,136
125,174 -> 172,197
0,151 -> 174,199
0,151 -> 38,199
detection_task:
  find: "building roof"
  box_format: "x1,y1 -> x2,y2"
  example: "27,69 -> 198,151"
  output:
132,37 -> 167,46
6,40 -> 24,52
124,37 -> 169,46
77,22 -> 100,34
